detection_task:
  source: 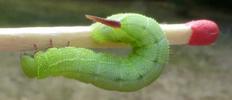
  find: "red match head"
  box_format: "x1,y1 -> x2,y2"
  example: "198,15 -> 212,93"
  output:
186,19 -> 220,45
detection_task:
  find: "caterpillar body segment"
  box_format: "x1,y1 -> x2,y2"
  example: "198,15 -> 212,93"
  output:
20,13 -> 169,92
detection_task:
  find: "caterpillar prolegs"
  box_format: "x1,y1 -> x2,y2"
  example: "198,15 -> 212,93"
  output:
20,13 -> 169,92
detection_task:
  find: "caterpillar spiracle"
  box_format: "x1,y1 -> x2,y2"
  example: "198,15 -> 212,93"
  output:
20,13 -> 169,92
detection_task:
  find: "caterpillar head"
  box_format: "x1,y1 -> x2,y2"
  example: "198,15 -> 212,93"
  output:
20,54 -> 37,78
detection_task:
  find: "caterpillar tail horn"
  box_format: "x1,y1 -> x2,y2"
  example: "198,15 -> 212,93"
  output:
85,15 -> 121,28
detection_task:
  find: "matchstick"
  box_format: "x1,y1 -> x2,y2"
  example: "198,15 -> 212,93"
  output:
0,20 -> 219,51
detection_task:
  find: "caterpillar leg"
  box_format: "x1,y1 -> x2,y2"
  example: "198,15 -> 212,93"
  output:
33,44 -> 38,54
66,41 -> 70,46
49,38 -> 53,48
20,55 -> 37,78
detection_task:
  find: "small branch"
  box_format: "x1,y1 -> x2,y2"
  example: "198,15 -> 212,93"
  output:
0,20 -> 219,51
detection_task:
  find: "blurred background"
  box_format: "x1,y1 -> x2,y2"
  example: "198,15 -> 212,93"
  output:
0,0 -> 231,100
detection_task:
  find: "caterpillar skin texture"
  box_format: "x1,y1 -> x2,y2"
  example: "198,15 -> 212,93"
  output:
20,13 -> 169,92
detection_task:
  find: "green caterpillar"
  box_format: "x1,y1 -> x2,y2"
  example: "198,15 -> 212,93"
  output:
20,13 -> 169,92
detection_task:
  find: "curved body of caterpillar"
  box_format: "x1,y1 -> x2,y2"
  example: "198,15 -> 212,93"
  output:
20,13 -> 169,92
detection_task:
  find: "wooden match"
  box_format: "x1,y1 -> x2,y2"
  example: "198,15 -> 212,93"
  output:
0,19 -> 219,51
